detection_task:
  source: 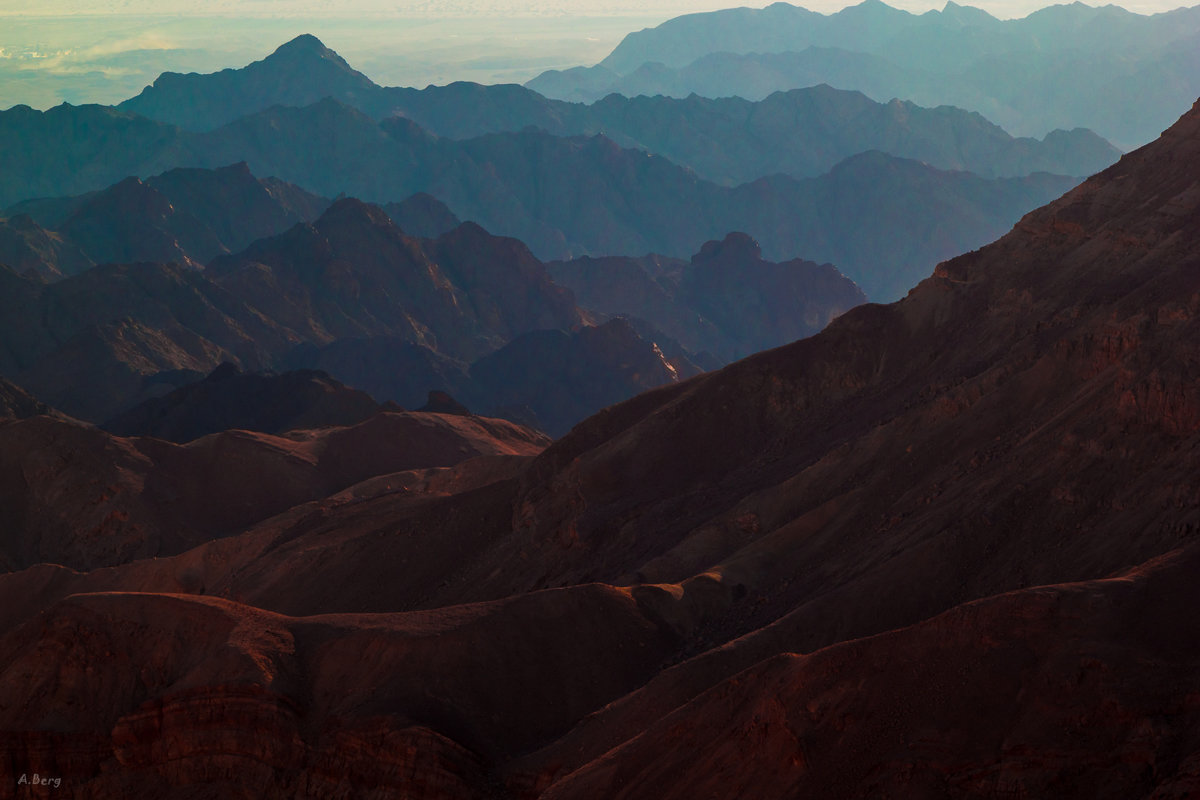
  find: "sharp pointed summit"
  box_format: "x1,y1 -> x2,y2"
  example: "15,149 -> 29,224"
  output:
266,33 -> 352,68
117,33 -> 382,131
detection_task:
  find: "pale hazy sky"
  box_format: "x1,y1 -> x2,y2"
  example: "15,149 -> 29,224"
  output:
0,0 -> 1195,18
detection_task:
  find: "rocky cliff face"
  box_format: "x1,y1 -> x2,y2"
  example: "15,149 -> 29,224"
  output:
209,199 -> 583,363
552,232 -> 867,363
0,214 -> 92,279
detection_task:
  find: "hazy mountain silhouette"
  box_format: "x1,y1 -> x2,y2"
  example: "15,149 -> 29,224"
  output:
111,34 -> 1118,183
41,163 -> 327,269
207,198 -> 583,363
1,98 -> 1078,300
382,192 -> 462,239
119,34 -> 384,130
532,0 -> 1200,148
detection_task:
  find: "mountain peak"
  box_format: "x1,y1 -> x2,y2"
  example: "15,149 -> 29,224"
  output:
847,0 -> 905,14
263,33 -> 355,72
939,0 -> 997,23
271,34 -> 333,58
315,196 -> 395,231
693,231 -> 763,263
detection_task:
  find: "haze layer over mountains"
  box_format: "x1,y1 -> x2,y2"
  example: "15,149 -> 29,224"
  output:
530,0 -> 1200,149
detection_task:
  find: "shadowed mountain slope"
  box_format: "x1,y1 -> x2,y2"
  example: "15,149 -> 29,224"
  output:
0,213 -> 92,279
551,231 -> 867,363
0,409 -> 547,573
4,163 -> 328,275
207,198 -> 583,363
0,379 -> 58,421
102,363 -> 392,443
535,546 -> 1200,799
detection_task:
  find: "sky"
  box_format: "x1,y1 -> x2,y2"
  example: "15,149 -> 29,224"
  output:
0,0 -> 1196,18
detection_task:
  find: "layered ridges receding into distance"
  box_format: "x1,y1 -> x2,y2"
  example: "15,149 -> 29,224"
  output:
0,164 -> 735,435
7,24 -> 1200,800
533,0 -> 1200,148
486,99 -> 1200,787
0,103 -> 187,209
3,95 -> 1200,797
577,87 -> 1120,184
107,35 -> 1122,183
0,259 -> 290,421
0,86 -> 1085,301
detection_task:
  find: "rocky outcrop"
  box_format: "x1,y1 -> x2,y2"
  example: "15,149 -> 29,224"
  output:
0,213 -> 92,279
552,232 -> 867,363
468,318 -> 697,437
0,379 -> 58,421
9,162 -> 329,272
208,200 -> 582,363
383,192 -> 462,239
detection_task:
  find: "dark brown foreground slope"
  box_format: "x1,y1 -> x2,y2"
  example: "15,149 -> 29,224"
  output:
4,102 -> 1200,798
0,410 -> 546,572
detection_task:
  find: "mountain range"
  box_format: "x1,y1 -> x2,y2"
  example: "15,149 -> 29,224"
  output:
116,34 -> 1119,183
2,87 -> 1200,799
0,97 -> 1081,301
0,161 -> 872,434
530,0 -> 1200,149
0,32 -> 1125,301
2,162 -> 327,278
